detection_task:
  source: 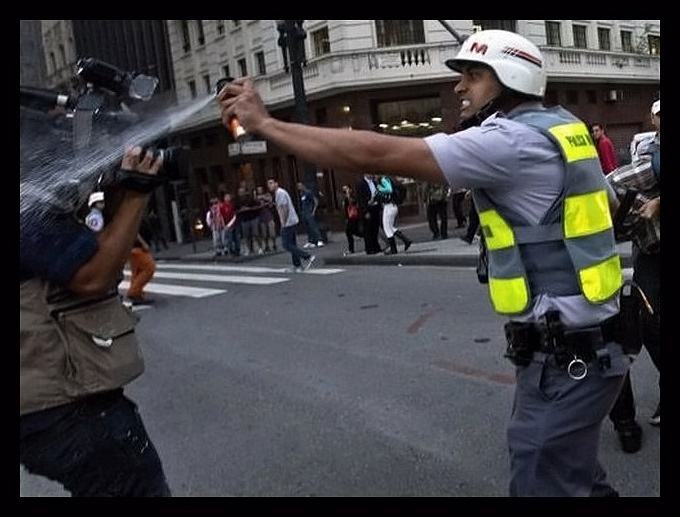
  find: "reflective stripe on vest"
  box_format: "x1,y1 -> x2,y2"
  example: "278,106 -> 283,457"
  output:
472,106 -> 622,315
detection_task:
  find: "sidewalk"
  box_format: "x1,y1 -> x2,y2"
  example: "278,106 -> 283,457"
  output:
152,221 -> 633,268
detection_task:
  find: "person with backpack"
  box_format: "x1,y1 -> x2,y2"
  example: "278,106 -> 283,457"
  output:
377,175 -> 412,254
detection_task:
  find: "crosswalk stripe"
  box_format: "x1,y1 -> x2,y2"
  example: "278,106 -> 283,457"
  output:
118,280 -> 225,298
154,262 -> 345,275
124,270 -> 290,285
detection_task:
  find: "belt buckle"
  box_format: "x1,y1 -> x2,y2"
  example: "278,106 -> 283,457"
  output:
567,355 -> 588,380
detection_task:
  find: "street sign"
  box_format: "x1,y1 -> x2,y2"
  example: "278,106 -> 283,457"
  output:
227,140 -> 268,156
228,143 -> 240,157
241,141 -> 268,155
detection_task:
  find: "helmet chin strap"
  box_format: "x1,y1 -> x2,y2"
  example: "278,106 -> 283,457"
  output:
458,89 -> 527,130
458,98 -> 498,130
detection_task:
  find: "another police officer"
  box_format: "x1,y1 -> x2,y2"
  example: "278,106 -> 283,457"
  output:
219,30 -> 629,497
20,146 -> 171,496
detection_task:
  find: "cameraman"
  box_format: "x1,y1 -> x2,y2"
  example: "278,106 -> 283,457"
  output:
20,146 -> 171,497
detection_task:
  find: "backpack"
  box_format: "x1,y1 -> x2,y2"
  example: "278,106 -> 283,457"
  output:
390,179 -> 406,205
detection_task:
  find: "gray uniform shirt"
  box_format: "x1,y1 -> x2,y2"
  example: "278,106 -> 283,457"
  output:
424,103 -> 619,327
274,187 -> 299,228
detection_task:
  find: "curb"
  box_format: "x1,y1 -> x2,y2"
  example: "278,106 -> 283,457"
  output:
323,254 -> 634,268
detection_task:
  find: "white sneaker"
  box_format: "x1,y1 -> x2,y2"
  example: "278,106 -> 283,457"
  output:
303,255 -> 316,271
316,241 -> 325,247
294,266 -> 304,273
302,242 -> 315,249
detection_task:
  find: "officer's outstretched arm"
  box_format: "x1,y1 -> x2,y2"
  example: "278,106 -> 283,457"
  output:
218,78 -> 444,184
68,147 -> 162,296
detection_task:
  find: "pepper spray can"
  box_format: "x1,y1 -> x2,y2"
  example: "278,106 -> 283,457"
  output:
214,77 -> 248,141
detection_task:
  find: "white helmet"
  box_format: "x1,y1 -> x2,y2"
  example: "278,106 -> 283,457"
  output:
88,191 -> 105,207
445,30 -> 546,98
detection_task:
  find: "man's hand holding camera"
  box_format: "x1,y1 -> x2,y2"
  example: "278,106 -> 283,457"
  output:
122,146 -> 164,176
116,146 -> 165,194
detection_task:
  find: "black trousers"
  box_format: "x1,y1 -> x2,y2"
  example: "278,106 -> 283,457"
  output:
427,200 -> 448,238
451,192 -> 467,227
363,206 -> 382,254
465,201 -> 480,241
20,390 -> 171,497
609,250 -> 660,424
345,219 -> 363,253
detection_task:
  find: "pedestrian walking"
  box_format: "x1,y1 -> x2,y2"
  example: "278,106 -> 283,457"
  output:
267,178 -> 315,272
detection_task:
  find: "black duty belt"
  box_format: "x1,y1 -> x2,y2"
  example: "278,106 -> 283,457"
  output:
504,311 -> 620,379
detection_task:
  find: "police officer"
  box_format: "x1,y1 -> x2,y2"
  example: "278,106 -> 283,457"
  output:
219,29 -> 630,497
20,146 -> 171,496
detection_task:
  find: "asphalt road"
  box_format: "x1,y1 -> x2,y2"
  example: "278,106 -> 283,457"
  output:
20,263 -> 660,497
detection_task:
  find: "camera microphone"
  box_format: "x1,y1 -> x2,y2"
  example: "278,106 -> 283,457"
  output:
20,86 -> 73,112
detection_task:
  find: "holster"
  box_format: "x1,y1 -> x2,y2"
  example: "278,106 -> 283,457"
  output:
504,311 -> 615,372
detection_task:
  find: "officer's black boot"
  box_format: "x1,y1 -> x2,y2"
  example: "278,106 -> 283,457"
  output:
395,230 -> 412,251
384,237 -> 398,255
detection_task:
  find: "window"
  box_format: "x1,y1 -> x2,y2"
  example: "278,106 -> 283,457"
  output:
205,133 -> 219,147
573,25 -> 587,49
216,20 -> 225,36
222,64 -> 231,79
586,90 -> 597,104
188,80 -> 197,99
196,167 -> 208,186
238,58 -> 247,77
597,27 -> 611,51
544,90 -> 559,107
255,51 -> 266,75
210,165 -> 224,183
58,44 -> 66,67
312,26 -> 331,57
196,20 -> 205,46
648,35 -> 660,55
315,107 -> 328,126
566,90 -> 579,104
545,21 -> 561,46
621,30 -> 633,52
203,74 -> 210,93
190,136 -> 202,149
181,21 -> 191,52
375,20 -> 425,48
473,20 -> 517,32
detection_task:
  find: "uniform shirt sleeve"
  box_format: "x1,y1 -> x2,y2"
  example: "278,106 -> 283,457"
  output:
424,121 -> 521,191
20,211 -> 98,286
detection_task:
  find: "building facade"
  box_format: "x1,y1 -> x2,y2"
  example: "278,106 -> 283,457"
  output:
165,19 -> 660,231
20,20 -> 47,87
41,20 -> 77,90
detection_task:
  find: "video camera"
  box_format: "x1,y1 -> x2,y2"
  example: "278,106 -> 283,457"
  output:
20,57 -> 189,185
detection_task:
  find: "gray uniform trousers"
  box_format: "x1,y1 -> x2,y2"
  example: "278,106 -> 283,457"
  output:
507,341 -> 630,496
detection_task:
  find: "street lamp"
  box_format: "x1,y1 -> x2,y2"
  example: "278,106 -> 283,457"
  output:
276,20 -> 317,191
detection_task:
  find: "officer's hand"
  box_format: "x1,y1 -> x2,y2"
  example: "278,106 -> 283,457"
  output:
121,146 -> 163,176
638,197 -> 660,220
217,78 -> 271,134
